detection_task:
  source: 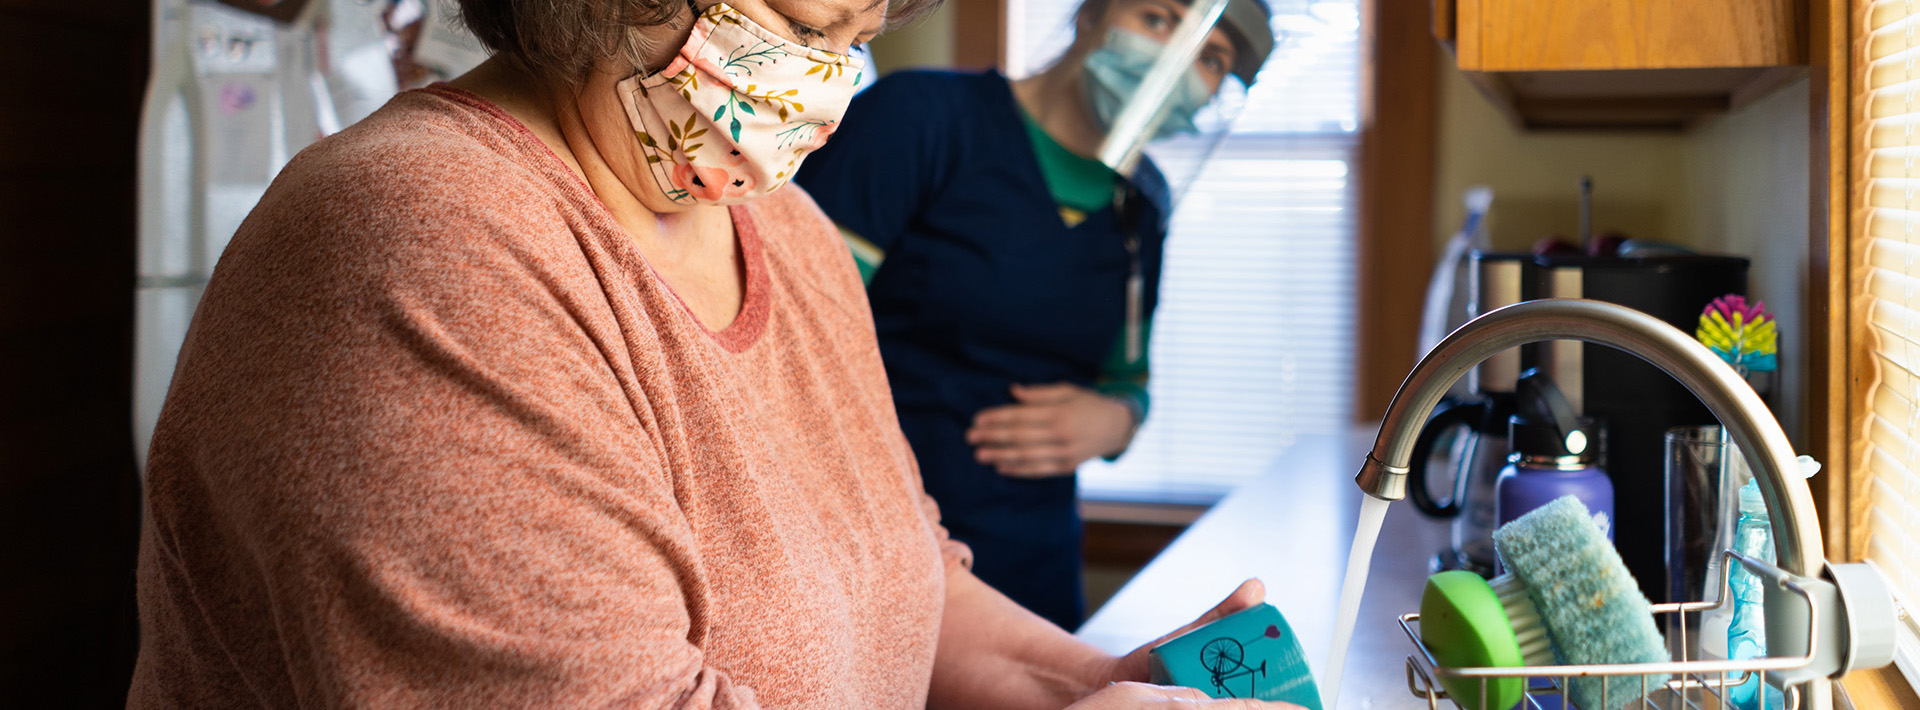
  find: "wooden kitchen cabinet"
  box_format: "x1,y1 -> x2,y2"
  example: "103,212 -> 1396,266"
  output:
1436,0 -> 1808,129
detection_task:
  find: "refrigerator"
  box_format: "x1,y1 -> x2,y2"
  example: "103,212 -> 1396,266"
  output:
134,0 -> 486,468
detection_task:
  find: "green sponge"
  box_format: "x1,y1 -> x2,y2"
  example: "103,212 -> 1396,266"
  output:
1495,496 -> 1669,710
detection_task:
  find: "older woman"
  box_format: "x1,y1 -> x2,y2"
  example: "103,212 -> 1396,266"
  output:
125,0 -> 1290,708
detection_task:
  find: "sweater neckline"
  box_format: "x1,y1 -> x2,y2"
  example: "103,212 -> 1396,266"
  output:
418,84 -> 770,353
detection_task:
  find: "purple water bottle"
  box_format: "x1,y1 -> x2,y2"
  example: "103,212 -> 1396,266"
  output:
1495,370 -> 1614,542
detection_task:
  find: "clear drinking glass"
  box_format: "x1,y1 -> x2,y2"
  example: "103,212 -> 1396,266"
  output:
1664,424 -> 1749,660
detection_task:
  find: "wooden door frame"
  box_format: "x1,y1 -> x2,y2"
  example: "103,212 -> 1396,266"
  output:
955,0 -> 1009,70
1819,0 -> 1917,702
1808,0 -> 1848,561
1354,0 -> 1442,421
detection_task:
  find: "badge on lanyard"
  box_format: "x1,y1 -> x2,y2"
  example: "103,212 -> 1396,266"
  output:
1115,184 -> 1145,364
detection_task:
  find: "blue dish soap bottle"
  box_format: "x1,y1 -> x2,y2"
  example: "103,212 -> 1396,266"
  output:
1727,477 -> 1783,710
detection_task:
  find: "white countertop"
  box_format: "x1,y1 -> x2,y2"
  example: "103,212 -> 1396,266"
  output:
1077,429 -> 1449,709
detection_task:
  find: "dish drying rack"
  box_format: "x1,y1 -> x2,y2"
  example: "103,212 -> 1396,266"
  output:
1397,551 -> 1817,710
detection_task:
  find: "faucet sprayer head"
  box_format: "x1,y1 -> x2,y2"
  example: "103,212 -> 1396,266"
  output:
1354,453 -> 1407,501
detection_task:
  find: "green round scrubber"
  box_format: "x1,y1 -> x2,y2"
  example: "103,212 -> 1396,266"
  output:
1419,571 -> 1526,710
1494,496 -> 1668,710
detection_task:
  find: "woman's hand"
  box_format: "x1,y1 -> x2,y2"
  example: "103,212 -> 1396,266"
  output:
1067,682 -> 1303,710
1103,579 -> 1268,685
966,383 -> 1138,477
925,574 -> 1273,710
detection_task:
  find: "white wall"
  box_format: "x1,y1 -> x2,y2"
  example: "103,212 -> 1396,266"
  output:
1680,77 -> 1812,447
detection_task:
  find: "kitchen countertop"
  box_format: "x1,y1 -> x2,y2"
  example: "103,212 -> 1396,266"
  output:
1077,429 -> 1449,709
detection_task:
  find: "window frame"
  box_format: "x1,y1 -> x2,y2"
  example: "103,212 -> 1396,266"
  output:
1836,0 -> 1920,703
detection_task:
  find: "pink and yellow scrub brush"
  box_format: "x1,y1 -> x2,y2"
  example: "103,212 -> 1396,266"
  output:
1695,295 -> 1777,375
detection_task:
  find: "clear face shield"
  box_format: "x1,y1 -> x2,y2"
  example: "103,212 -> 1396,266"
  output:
1051,0 -> 1271,362
1086,0 -> 1269,203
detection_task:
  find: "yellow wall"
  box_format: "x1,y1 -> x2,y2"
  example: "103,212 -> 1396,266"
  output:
1431,65 -> 1691,252
1431,64 -> 1812,444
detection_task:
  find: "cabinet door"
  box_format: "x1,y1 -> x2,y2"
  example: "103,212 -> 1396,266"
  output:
1456,0 -> 1803,71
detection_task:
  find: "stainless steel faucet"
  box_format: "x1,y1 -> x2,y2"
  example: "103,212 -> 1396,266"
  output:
1355,299 -> 1897,710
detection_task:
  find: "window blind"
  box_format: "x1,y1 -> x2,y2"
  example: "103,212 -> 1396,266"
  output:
1005,0 -> 1361,501
1855,0 -> 1920,686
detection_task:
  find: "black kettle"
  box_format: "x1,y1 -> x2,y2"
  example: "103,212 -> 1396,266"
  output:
1407,394 -> 1513,576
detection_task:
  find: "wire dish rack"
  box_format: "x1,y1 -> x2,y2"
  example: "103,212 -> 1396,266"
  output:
1398,551 -> 1817,710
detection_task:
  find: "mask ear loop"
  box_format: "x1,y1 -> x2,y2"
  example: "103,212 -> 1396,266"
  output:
629,0 -> 705,81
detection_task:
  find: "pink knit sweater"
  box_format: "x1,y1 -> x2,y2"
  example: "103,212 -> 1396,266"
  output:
129,87 -> 969,709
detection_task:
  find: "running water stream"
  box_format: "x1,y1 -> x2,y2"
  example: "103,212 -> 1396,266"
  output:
1320,494 -> 1393,710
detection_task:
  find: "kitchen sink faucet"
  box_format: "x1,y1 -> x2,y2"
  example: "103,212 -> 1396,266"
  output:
1355,299 -> 1898,710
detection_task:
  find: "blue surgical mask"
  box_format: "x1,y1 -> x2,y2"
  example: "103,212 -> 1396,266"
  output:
1081,29 -> 1213,141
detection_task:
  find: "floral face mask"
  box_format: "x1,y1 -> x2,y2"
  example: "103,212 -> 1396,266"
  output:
617,3 -> 863,206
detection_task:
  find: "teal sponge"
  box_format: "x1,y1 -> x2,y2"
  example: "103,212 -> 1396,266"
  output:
1494,496 -> 1668,710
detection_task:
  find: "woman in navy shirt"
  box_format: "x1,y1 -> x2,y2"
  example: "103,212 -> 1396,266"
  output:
796,0 -> 1273,629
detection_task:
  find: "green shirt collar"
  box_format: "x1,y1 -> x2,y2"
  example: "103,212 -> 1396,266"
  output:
1018,105 -> 1117,214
